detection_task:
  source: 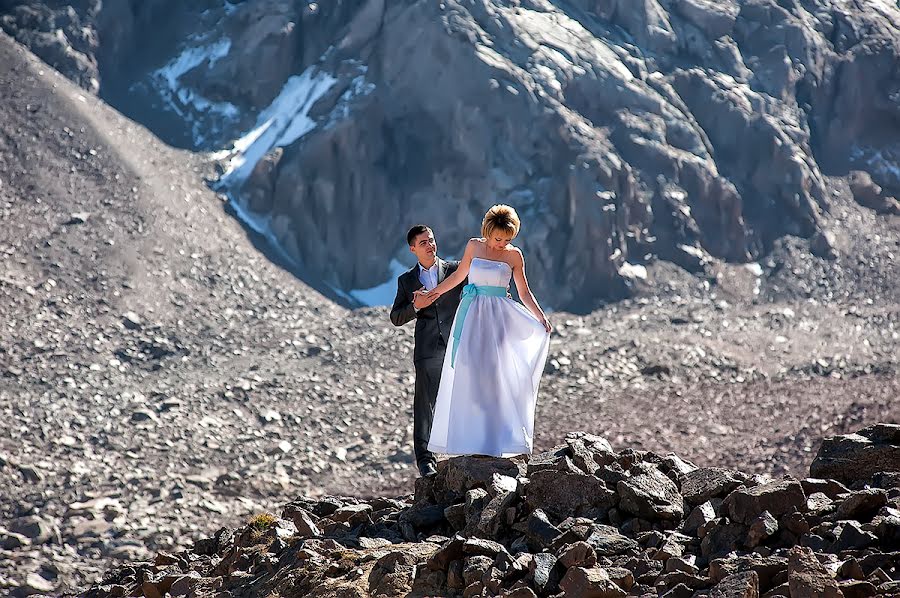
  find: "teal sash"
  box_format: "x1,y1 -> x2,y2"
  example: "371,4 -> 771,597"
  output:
451,283 -> 507,367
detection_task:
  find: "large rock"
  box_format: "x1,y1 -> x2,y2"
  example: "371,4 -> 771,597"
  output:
526,470 -> 617,520
433,456 -> 524,503
810,424 -> 900,486
788,546 -> 844,598
709,570 -> 759,598
722,477 -> 806,524
680,468 -> 747,506
617,463 -> 685,521
559,566 -> 626,598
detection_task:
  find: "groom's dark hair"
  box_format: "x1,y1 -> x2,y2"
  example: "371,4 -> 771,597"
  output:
407,225 -> 432,246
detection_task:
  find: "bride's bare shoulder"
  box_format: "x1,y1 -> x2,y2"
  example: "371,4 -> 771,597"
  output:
505,245 -> 525,264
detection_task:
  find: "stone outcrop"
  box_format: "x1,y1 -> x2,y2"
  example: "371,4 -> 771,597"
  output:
811,423 -> 900,487
3,1 -> 900,310
82,426 -> 900,597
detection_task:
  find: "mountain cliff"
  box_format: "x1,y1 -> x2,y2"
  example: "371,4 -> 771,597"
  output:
4,0 -> 900,310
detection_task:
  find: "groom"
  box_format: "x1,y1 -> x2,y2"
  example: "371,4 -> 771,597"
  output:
390,225 -> 465,477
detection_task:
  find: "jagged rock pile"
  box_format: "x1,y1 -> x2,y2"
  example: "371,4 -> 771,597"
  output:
82,424 -> 900,597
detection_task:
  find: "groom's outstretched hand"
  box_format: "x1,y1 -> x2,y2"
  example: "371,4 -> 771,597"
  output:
413,289 -> 438,310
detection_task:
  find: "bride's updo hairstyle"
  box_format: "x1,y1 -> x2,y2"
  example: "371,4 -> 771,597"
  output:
481,204 -> 521,240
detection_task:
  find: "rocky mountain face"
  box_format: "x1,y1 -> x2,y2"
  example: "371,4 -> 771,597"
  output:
81,425 -> 900,597
3,0 -> 899,310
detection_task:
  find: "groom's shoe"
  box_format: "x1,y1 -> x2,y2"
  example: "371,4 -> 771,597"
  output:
417,459 -> 438,477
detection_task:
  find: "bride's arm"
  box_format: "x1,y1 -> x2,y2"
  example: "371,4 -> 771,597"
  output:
425,239 -> 477,298
511,248 -> 552,332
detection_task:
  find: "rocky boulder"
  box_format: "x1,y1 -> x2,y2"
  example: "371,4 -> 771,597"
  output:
78,427 -> 900,597
810,424 -> 900,487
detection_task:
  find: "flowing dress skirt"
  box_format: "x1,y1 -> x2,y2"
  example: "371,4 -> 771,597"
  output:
427,295 -> 550,457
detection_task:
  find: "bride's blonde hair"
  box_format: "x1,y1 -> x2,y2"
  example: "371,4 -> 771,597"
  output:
481,204 -> 520,240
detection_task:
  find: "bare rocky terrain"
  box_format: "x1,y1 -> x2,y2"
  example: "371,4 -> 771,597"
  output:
1,29 -> 899,596
82,426 -> 900,597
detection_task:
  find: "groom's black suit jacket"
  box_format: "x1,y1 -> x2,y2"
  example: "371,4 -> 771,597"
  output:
390,258 -> 465,362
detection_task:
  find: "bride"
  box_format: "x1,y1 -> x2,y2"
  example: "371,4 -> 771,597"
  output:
422,205 -> 551,458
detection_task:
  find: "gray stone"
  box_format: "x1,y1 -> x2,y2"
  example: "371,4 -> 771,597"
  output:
526,470 -> 617,520
617,463 -> 684,521
8,516 -> 53,545
788,546 -> 843,598
528,552 -> 563,596
684,500 -> 718,535
681,468 -> 746,505
834,489 -> 888,521
282,505 -> 321,538
746,511 -> 778,548
810,424 -> 900,486
722,477 -> 806,524
525,509 -> 561,551
586,525 -> 640,557
709,570 -> 759,598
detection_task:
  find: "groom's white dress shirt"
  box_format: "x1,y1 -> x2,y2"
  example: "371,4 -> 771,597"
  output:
419,261 -> 439,291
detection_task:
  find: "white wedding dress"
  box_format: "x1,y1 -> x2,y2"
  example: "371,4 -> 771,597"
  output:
427,257 -> 550,457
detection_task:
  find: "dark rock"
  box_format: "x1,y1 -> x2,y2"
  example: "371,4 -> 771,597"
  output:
436,456 -> 524,503
746,511 -> 779,548
586,525 -> 641,557
834,489 -> 888,521
838,579 -> 878,598
709,570 -> 759,598
681,467 -> 747,506
564,433 -> 615,474
526,470 -> 617,520
832,520 -> 877,551
801,478 -> 850,500
605,567 -> 634,592
701,520 -> 746,558
526,445 -> 578,476
444,503 -> 466,532
528,552 -> 563,597
709,555 -> 788,593
723,477 -> 806,524
331,503 -> 373,525
401,503 -> 446,530
462,537 -> 507,558
684,500 -> 718,535
368,550 -> 421,596
788,546 -> 843,597
525,509 -> 561,551
556,541 -> 597,569
462,555 -> 494,587
473,473 -> 519,538
427,536 -> 465,571
282,505 -> 321,538
617,462 -> 684,521
810,424 -> 900,487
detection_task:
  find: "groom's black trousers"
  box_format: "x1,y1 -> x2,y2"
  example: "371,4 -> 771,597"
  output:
414,355 -> 444,466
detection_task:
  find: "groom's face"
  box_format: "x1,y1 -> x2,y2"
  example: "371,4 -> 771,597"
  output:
410,229 -> 437,265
